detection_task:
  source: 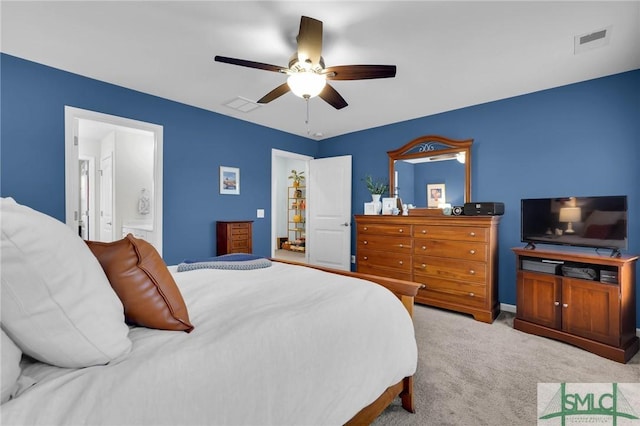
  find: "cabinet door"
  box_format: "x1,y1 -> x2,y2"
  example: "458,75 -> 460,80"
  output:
562,278 -> 620,346
516,271 -> 562,329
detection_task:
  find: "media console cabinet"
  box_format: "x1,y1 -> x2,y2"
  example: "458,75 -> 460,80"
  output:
513,247 -> 638,363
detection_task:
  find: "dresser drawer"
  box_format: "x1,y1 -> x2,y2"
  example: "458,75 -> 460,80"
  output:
413,255 -> 486,283
415,277 -> 487,308
358,223 -> 411,236
413,225 -> 488,242
357,264 -> 412,282
229,239 -> 249,250
414,240 -> 488,262
357,234 -> 412,253
230,233 -> 249,241
230,223 -> 250,233
358,249 -> 411,272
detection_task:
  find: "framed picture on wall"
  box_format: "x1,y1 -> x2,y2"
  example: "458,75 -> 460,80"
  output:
427,183 -> 445,208
220,166 -> 240,195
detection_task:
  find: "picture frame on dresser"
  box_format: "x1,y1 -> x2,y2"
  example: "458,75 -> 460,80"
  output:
220,166 -> 240,195
364,202 -> 376,215
381,197 -> 396,215
427,183 -> 445,208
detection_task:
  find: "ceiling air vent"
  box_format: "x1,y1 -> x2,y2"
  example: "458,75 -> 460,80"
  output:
574,26 -> 612,54
224,97 -> 261,113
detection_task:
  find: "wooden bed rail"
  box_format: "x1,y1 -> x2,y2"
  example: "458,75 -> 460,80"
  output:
271,258 -> 422,317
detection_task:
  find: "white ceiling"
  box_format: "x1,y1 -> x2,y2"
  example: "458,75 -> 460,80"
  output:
2,1 -> 639,140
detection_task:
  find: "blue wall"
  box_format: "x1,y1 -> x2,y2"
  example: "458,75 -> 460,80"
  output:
319,69 -> 640,323
2,53 -> 639,325
0,54 -> 318,263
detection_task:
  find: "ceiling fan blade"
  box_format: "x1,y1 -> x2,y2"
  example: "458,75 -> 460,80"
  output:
319,83 -> 348,110
324,65 -> 397,80
257,83 -> 291,104
214,56 -> 284,73
296,16 -> 323,67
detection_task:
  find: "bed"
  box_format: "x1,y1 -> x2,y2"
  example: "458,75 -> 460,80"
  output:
1,197 -> 420,425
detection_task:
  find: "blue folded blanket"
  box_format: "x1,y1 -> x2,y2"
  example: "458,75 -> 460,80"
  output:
177,253 -> 272,272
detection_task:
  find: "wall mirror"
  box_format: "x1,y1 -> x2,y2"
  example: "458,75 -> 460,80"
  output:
388,135 -> 473,207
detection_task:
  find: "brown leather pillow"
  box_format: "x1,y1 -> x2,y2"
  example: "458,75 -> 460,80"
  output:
86,235 -> 194,333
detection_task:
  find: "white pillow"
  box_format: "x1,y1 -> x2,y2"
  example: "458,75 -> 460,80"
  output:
1,328 -> 23,403
0,197 -> 132,368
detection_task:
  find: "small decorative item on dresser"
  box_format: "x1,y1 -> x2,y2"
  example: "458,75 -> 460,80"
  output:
364,202 -> 376,215
381,197 -> 396,215
363,175 -> 388,215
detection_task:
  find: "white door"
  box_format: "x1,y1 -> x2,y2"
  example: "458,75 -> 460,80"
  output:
79,159 -> 90,239
99,153 -> 114,242
307,155 -> 352,270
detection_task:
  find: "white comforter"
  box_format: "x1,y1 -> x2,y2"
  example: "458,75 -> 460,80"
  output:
1,262 -> 417,425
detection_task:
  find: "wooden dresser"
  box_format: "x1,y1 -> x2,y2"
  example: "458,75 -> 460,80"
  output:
216,221 -> 253,255
355,214 -> 500,323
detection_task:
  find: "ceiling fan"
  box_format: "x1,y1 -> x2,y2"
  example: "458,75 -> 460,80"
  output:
214,16 -> 396,110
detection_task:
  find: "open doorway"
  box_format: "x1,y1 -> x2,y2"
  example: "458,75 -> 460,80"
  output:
271,149 -> 311,263
271,150 -> 353,270
65,107 -> 163,254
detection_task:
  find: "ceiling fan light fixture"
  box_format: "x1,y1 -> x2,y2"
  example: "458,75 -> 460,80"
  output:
287,71 -> 326,99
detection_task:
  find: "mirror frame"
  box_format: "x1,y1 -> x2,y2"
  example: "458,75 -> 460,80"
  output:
388,134 -> 473,204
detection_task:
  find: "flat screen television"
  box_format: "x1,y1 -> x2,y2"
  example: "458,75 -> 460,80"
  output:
521,195 -> 628,254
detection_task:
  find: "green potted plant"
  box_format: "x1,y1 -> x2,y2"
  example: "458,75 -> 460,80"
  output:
363,175 -> 388,196
363,175 -> 388,214
288,169 -> 305,188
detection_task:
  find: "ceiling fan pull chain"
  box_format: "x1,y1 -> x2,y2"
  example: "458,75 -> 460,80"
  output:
305,96 -> 310,135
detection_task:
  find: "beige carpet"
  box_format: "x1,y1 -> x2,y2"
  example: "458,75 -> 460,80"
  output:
374,305 -> 640,425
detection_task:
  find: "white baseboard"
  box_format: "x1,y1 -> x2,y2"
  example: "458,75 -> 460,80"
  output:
500,303 -> 516,313
501,303 -> 640,337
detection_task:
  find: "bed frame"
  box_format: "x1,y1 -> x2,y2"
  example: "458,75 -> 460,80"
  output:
272,259 -> 422,424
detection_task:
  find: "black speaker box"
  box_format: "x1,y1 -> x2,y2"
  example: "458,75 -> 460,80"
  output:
452,206 -> 464,216
463,202 -> 505,216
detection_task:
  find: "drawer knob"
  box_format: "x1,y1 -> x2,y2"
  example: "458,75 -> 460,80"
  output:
363,241 -> 368,245
554,301 -> 560,306
421,229 -> 426,234
562,303 -> 568,308
421,263 -> 426,268
364,227 -> 368,231
469,249 -> 476,255
469,292 -> 475,297
421,246 -> 426,250
399,228 -> 404,233
399,243 -> 404,248
469,269 -> 475,275
398,260 -> 403,265
469,232 -> 476,237
363,256 -> 368,260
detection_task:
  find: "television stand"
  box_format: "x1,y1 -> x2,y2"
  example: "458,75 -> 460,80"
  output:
513,247 -> 638,363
